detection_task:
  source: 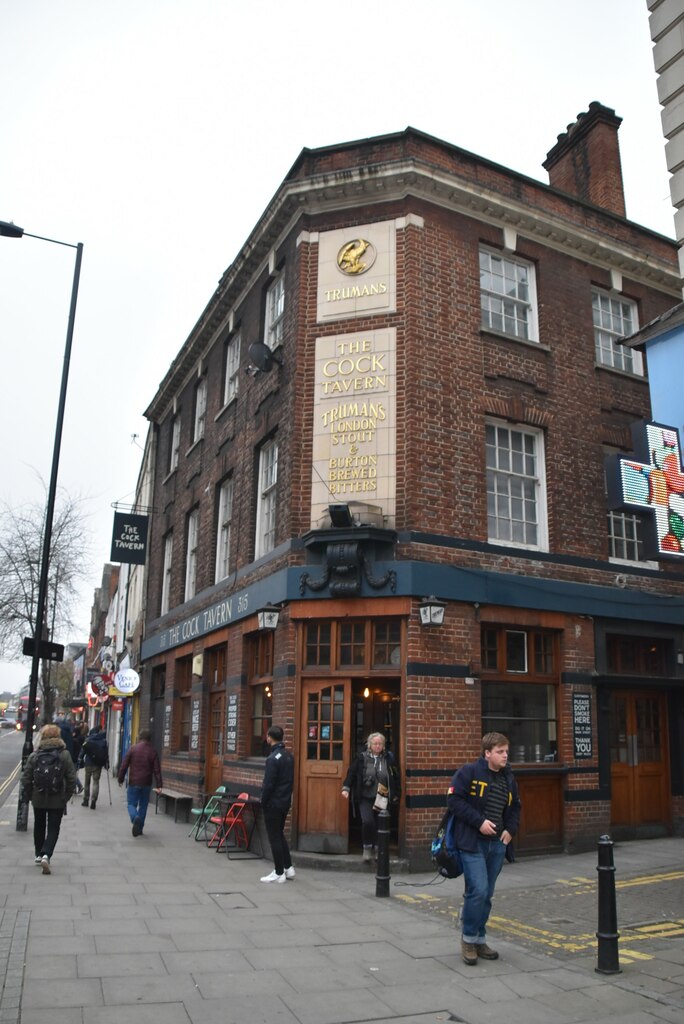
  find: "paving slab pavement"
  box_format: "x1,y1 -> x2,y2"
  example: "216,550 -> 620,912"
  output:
0,782 -> 682,1024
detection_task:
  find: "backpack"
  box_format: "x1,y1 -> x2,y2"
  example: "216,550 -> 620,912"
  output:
33,749 -> 66,795
85,736 -> 107,767
431,809 -> 463,879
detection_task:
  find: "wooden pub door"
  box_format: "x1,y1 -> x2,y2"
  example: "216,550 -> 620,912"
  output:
297,679 -> 351,853
610,690 -> 670,832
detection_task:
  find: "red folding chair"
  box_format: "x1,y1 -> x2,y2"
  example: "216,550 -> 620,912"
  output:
207,792 -> 249,852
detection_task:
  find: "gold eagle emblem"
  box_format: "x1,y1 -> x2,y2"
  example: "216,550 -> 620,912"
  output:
337,238 -> 375,276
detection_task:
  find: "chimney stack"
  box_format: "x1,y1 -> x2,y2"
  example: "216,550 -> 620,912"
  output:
543,101 -> 626,217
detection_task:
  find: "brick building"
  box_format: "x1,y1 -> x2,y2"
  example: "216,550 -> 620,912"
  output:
138,103 -> 684,866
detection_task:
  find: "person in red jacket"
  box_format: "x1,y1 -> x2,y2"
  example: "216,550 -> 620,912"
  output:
117,729 -> 162,837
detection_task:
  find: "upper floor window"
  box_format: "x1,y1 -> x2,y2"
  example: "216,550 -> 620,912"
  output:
480,249 -> 537,342
592,290 -> 642,375
265,275 -> 285,350
185,507 -> 199,601
215,477 -> 234,583
160,532 -> 173,615
255,440 -> 278,559
486,421 -> 547,550
193,378 -> 207,443
223,332 -> 241,406
169,414 -> 181,474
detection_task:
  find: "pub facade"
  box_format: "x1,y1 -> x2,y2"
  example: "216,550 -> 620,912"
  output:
138,104 -> 684,866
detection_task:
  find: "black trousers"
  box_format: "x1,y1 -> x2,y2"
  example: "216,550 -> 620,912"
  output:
263,805 -> 292,876
33,806 -> 64,859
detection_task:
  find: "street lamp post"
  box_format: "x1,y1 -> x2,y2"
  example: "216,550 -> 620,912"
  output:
0,220 -> 83,831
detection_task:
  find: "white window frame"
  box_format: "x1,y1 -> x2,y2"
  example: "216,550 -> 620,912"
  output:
215,477 -> 234,582
223,332 -> 241,407
480,248 -> 538,342
255,440 -> 278,559
592,290 -> 642,375
161,533 -> 173,615
265,275 -> 285,351
193,378 -> 207,443
486,420 -> 548,550
169,415 -> 181,473
185,508 -> 199,601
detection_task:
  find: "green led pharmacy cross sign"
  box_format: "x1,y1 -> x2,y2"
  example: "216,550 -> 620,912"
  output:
607,422 -> 684,560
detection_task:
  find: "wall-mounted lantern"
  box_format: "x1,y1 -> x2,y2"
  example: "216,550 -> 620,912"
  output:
419,596 -> 446,627
257,604 -> 280,631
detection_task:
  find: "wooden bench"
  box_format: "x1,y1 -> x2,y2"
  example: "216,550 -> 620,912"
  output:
155,788 -> 194,823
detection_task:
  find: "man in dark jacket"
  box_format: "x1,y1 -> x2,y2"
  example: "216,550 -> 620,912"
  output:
117,729 -> 162,836
259,725 -> 295,883
447,732 -> 521,966
22,723 -> 76,874
78,725 -> 109,810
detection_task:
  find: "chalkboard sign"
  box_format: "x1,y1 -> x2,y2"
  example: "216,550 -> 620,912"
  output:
572,693 -> 593,760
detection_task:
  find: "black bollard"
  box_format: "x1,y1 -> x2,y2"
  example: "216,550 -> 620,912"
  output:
596,834 -> 621,974
375,806 -> 391,897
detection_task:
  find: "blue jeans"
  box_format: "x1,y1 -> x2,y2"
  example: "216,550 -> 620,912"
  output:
127,785 -> 151,827
459,838 -> 507,944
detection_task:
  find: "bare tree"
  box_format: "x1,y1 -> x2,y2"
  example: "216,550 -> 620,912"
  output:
0,486 -> 92,717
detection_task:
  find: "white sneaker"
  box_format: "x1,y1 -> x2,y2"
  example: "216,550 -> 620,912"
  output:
34,855 -> 43,865
285,866 -> 296,879
41,855 -> 51,875
260,870 -> 286,883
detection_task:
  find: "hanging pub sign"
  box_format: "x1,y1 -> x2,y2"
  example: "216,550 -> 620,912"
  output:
110,512 -> 149,565
572,693 -> 593,760
606,421 -> 684,560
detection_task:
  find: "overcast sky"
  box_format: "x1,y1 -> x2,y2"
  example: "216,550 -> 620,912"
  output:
0,0 -> 674,694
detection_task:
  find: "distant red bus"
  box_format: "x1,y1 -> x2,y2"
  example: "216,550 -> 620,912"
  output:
16,695 -> 40,731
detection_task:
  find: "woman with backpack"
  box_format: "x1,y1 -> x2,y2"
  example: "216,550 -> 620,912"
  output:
21,723 -> 76,874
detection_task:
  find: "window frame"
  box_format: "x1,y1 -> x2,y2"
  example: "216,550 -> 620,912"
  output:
174,656 -> 193,753
184,507 -> 200,601
479,247 -> 538,342
265,274 -> 285,351
223,331 -> 241,407
169,414 -> 181,474
248,633 -> 274,757
255,439 -> 278,559
160,532 -> 173,615
592,289 -> 642,375
480,625 -> 560,765
302,619 -> 404,673
193,377 -> 207,443
485,419 -> 548,551
215,477 -> 234,583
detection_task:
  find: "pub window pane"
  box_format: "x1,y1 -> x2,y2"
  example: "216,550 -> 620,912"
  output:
482,681 -> 557,762
305,622 -> 331,667
505,630 -> 527,672
339,622 -> 365,665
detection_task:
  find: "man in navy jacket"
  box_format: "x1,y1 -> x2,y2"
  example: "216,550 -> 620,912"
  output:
447,732 -> 521,965
259,726 -> 295,884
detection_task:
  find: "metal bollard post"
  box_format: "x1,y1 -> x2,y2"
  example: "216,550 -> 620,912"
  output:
596,834 -> 621,974
375,807 -> 391,897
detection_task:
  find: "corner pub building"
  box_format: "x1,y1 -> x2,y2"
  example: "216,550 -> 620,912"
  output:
139,103 -> 684,867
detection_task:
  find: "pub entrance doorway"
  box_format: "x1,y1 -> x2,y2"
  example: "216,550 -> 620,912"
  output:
609,689 -> 670,835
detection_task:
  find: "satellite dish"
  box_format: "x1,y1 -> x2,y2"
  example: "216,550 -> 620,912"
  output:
247,342 -> 283,374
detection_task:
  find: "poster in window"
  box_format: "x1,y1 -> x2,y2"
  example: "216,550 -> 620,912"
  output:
321,725 -> 330,740
572,693 -> 593,760
226,693 -> 238,753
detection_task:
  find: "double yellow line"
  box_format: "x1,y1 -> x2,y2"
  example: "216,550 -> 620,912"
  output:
0,760 -> 21,800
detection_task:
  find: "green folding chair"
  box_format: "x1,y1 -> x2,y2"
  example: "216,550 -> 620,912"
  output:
188,785 -> 226,841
